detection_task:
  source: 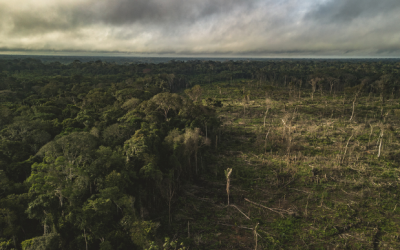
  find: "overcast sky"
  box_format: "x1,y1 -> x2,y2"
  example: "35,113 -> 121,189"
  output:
0,0 -> 399,57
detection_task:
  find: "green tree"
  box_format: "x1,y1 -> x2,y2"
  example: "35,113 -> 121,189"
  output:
184,85 -> 203,103
150,93 -> 182,121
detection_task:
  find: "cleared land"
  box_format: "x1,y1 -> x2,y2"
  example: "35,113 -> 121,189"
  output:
170,81 -> 400,249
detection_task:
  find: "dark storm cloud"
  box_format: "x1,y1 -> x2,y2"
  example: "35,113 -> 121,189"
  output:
306,0 -> 400,24
90,0 -> 255,25
9,13 -> 81,35
1,0 -> 400,56
5,0 -> 258,35
296,0 -> 400,56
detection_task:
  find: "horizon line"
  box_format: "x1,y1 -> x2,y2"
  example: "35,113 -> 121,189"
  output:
1,53 -> 400,60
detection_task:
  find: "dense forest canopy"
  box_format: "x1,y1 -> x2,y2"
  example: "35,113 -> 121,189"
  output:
1,57 -> 400,249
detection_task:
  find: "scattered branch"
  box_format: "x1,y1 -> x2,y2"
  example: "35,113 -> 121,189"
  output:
244,198 -> 291,217
229,204 -> 251,220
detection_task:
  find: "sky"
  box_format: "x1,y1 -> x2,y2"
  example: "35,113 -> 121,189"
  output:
0,0 -> 399,58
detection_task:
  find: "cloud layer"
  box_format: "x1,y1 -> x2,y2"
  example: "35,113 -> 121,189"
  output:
1,0 -> 399,57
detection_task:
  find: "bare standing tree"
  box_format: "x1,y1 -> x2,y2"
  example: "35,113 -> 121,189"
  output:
377,125 -> 384,158
264,98 -> 272,127
327,77 -> 339,95
225,168 -> 233,205
264,128 -> 271,154
349,82 -> 365,121
254,222 -> 259,250
309,77 -> 322,100
341,133 -> 354,164
297,79 -> 303,99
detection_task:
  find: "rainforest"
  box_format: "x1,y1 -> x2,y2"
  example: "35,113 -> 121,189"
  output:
1,57 -> 400,249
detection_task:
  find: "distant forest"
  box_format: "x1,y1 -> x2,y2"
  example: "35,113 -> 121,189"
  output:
1,57 -> 400,250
